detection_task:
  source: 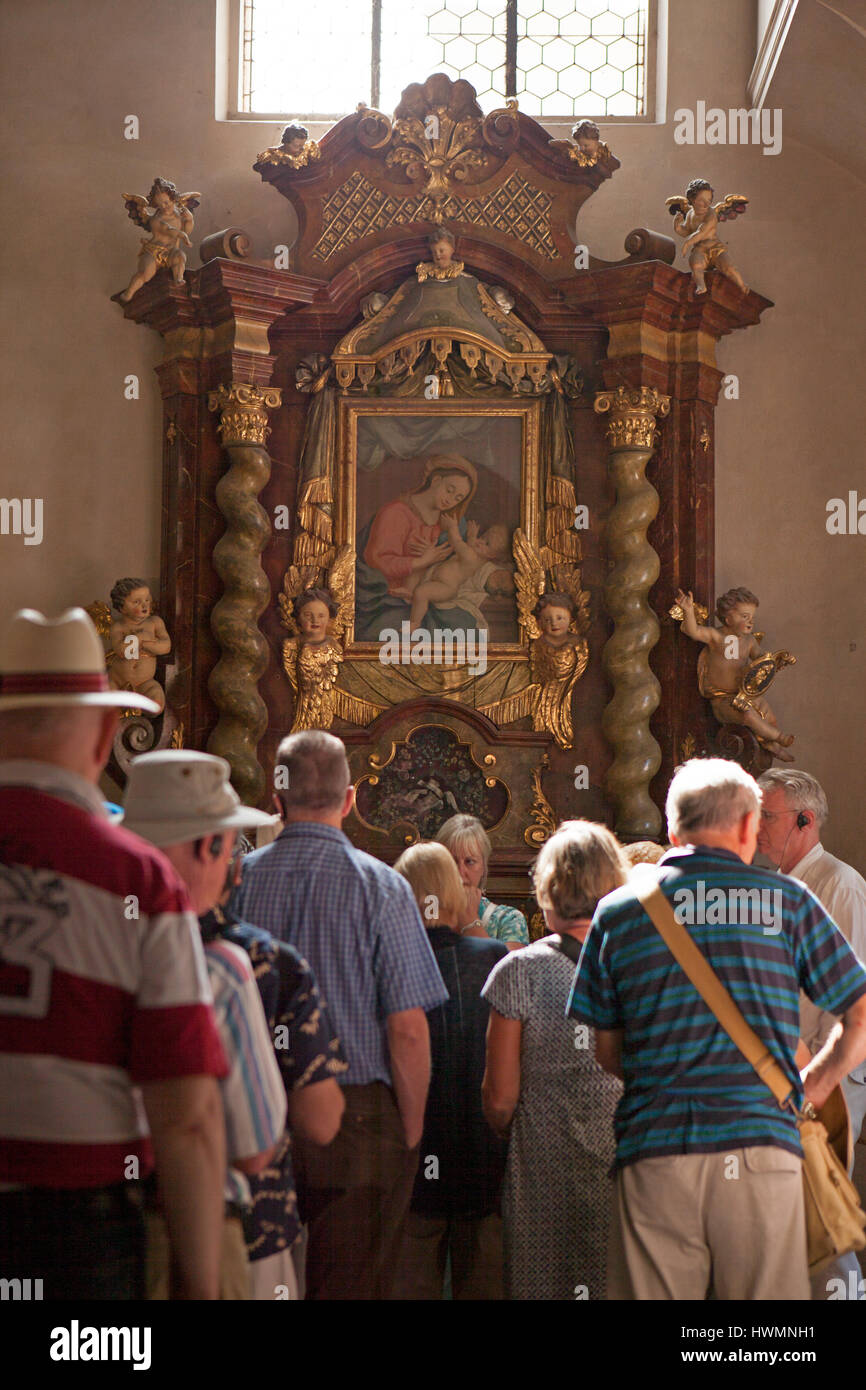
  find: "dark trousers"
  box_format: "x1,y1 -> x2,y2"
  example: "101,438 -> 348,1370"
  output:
0,1183 -> 145,1300
293,1082 -> 419,1300
391,1211 -> 505,1300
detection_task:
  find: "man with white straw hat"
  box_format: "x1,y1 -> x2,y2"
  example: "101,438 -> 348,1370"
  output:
0,607 -> 228,1301
122,749 -> 288,1299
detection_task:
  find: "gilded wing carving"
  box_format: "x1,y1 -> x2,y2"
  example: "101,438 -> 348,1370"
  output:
714,193 -> 748,223
530,636 -> 588,749
664,194 -> 690,219
281,636 -> 300,695
177,191 -> 202,214
512,529 -> 545,640
325,544 -> 355,642
121,193 -> 151,229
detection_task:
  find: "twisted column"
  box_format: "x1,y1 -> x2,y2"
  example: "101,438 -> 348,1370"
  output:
594,386 -> 670,839
207,384 -> 281,805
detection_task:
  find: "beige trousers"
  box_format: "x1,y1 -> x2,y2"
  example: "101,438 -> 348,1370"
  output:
608,1147 -> 810,1301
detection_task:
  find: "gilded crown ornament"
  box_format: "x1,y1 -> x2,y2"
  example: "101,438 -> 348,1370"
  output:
594,386 -> 671,450
208,384 -> 282,447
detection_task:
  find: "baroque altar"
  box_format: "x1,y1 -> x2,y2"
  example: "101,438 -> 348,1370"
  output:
116,72 -> 771,913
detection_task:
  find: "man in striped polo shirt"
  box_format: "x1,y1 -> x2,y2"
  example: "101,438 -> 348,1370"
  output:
568,758 -> 866,1301
0,608 -> 229,1300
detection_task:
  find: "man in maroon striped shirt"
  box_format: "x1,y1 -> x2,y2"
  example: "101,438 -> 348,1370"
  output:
0,608 -> 229,1299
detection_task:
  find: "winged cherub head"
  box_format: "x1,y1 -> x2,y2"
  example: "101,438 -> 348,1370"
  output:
534,591 -> 576,645
685,178 -> 714,215
295,586 -> 338,644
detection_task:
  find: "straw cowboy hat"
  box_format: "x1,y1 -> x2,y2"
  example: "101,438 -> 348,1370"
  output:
0,607 -> 160,713
121,750 -> 280,847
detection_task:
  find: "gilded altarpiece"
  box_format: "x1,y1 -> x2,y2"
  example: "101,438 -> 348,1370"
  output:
117,72 -> 771,905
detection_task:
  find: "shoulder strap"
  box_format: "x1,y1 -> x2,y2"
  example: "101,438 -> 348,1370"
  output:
633,878 -> 795,1110
480,900 -> 496,929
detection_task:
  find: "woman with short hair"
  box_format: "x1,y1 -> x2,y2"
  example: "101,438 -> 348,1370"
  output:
436,813 -> 529,950
391,842 -> 508,1299
481,820 -> 626,1300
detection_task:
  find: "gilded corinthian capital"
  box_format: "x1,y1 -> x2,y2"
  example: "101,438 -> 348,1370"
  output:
208,384 -> 282,446
593,385 -> 670,450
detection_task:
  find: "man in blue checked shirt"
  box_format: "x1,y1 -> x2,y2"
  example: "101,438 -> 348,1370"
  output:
235,730 -> 448,1300
567,758 -> 866,1302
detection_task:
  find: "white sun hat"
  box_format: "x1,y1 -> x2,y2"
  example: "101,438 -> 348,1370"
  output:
0,607 -> 160,713
121,750 -> 280,847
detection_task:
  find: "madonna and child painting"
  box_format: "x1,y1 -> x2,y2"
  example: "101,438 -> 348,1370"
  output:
353,413 -> 522,646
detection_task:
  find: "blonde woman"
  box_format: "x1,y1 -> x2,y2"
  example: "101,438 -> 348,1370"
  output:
391,842 -> 508,1299
481,821 -> 626,1300
436,814 -> 529,950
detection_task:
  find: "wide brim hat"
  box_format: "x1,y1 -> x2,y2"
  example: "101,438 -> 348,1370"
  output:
0,607 -> 160,713
120,749 -> 280,847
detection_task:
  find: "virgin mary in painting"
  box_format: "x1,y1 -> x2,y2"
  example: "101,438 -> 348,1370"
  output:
356,454 -> 491,641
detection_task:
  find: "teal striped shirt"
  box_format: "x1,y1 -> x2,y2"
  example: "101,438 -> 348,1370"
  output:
567,846 -> 866,1169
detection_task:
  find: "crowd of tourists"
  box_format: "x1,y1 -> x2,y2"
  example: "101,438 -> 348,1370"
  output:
2,607 -> 866,1301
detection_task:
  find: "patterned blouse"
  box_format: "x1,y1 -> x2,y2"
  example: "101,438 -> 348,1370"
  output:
479,896 -> 530,947
201,906 -> 348,1260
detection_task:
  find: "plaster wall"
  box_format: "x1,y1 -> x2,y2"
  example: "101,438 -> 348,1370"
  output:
1,0 -> 863,869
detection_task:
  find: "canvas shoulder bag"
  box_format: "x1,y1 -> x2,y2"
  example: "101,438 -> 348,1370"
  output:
634,878 -> 866,1275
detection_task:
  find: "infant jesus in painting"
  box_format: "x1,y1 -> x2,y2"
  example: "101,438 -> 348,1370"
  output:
403,515 -> 511,629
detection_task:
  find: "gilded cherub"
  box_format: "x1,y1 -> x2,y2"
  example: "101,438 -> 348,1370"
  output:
666,180 -> 749,295
119,179 -> 200,302
279,547 -> 383,733
107,578 -> 171,713
481,531 -> 589,749
416,227 -> 465,282
549,118 -> 611,168
674,586 -> 796,761
257,122 -> 321,169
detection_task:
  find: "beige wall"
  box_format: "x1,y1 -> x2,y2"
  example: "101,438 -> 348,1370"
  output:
2,0 -> 863,869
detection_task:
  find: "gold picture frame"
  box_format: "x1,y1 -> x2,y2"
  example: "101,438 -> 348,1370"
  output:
337,395 -> 541,667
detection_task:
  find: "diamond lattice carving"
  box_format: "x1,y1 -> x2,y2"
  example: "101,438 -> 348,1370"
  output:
312,169 -> 558,262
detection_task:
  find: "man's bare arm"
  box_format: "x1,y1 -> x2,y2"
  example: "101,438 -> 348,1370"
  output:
141,1075 -> 226,1300
386,1007 -> 431,1148
801,996 -> 866,1110
288,1077 -> 345,1147
594,1027 -> 624,1079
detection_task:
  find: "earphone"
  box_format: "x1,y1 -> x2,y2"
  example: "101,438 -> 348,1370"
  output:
775,810 -> 809,871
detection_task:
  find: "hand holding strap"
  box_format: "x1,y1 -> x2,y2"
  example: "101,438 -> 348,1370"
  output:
633,878 -> 796,1110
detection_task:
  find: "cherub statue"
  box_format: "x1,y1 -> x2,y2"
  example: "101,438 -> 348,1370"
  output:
549,118 -> 611,168
257,121 -> 321,169
481,531 -> 590,749
279,547 -> 383,732
416,227 -> 465,282
665,179 -> 749,295
106,578 -> 171,713
673,586 -> 796,761
118,178 -> 200,302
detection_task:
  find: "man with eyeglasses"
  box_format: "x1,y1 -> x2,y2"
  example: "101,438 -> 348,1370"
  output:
758,768 -> 866,1298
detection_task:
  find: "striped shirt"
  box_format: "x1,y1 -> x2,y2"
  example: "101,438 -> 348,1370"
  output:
567,845 -> 866,1169
0,762 -> 227,1189
203,938 -> 287,1208
235,823 -> 448,1086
